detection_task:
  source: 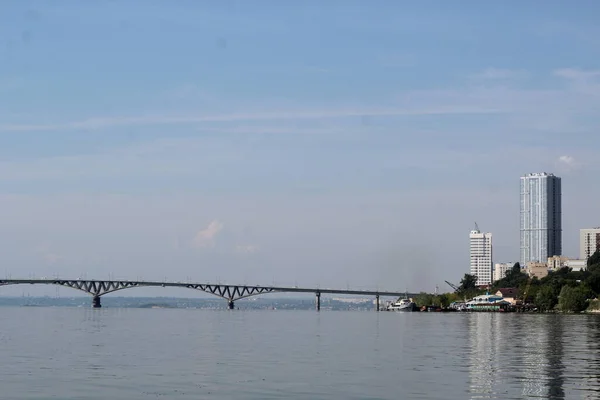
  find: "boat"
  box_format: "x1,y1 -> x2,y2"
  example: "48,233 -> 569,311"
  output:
449,301 -> 467,311
465,293 -> 512,311
386,293 -> 416,312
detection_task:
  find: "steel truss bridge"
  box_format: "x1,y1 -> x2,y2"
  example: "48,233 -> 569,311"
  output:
0,279 -> 414,310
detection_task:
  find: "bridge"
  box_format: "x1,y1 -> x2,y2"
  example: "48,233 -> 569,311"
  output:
0,279 -> 413,310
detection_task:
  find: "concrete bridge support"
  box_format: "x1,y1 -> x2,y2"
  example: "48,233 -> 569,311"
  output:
228,300 -> 235,310
92,295 -> 101,308
376,295 -> 380,311
315,292 -> 321,311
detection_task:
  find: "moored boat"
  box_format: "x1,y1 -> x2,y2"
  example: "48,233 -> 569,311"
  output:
386,293 -> 416,312
465,293 -> 512,311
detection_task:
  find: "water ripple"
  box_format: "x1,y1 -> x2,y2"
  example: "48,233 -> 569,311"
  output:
0,308 -> 599,399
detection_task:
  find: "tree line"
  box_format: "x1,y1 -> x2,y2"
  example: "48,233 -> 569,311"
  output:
412,250 -> 600,312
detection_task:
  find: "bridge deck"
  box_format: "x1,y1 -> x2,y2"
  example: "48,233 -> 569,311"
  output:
0,279 -> 413,297
0,279 -> 415,309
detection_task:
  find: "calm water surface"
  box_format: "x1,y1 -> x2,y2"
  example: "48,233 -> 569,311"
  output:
1,307 -> 599,399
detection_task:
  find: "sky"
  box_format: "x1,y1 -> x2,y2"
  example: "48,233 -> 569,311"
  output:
0,1 -> 599,297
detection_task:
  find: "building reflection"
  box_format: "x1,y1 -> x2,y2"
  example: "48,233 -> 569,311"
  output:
582,317 -> 600,399
520,314 -> 550,398
543,315 -> 564,399
467,313 -> 501,398
467,313 -> 566,399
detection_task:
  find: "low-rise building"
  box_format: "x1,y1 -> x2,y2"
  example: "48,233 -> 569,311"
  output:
493,263 -> 513,282
548,255 -> 568,271
495,288 -> 520,305
547,256 -> 587,272
526,262 -> 549,279
566,259 -> 587,272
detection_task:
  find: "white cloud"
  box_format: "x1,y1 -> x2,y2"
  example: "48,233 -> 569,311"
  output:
4,67 -> 599,135
192,220 -> 223,248
556,155 -> 581,172
558,155 -> 575,166
554,68 -> 600,80
554,68 -> 600,96
0,105 -> 501,133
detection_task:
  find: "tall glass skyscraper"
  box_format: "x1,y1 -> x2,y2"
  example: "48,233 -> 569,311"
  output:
520,173 -> 562,265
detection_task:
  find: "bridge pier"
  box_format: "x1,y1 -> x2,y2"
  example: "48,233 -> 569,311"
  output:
315,292 -> 321,311
376,295 -> 380,311
228,300 -> 235,310
92,295 -> 101,308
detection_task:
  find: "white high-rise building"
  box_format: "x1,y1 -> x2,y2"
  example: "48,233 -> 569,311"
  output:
470,227 -> 493,286
580,228 -> 600,260
520,173 -> 561,265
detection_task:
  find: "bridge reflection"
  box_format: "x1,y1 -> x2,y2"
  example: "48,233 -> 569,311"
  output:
0,279 -> 412,310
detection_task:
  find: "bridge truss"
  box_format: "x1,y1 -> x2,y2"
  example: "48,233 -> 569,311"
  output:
0,279 -> 411,310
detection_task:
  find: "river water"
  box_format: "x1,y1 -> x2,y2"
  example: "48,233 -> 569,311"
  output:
0,307 -> 599,399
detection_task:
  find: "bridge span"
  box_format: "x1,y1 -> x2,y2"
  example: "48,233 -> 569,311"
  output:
0,279 -> 414,310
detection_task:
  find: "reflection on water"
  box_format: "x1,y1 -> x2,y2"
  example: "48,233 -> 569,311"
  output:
544,316 -> 564,399
1,307 -> 600,399
468,313 -> 600,399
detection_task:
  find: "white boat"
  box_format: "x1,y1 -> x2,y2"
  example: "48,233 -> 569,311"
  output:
386,294 -> 416,312
465,293 -> 511,310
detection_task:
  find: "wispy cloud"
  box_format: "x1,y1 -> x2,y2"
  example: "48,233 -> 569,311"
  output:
556,155 -> 581,172
192,220 -> 223,248
554,68 -> 600,80
554,68 -> 600,95
558,155 -> 574,165
0,106 -> 502,133
5,68 -> 600,134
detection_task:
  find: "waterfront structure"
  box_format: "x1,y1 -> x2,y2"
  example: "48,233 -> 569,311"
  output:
470,226 -> 493,286
525,262 -> 549,279
580,228 -> 600,260
520,173 -> 562,265
493,262 -> 513,282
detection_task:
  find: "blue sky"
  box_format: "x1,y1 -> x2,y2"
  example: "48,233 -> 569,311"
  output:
0,1 -> 599,296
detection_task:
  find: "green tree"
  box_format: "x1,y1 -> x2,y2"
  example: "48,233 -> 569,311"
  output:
459,274 -> 477,291
457,273 -> 480,300
588,250 -> 600,267
413,292 -> 433,307
558,285 -> 590,312
433,293 -> 451,308
492,263 -> 528,291
535,286 -> 558,312
507,262 -> 521,277
585,271 -> 600,295
588,250 -> 600,273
